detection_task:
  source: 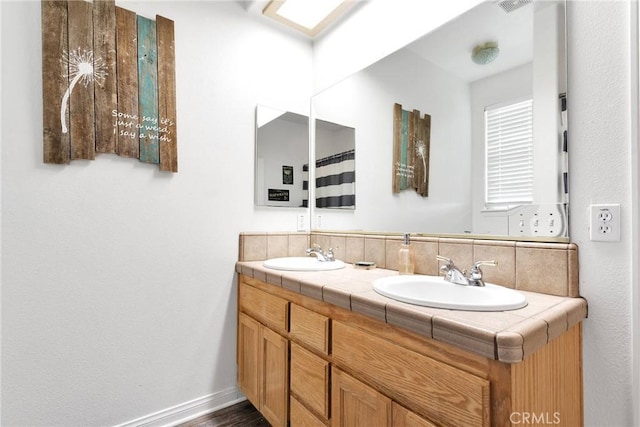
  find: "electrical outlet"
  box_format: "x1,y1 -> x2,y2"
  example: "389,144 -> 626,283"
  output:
589,204 -> 620,242
296,214 -> 306,232
316,215 -> 323,229
597,209 -> 613,222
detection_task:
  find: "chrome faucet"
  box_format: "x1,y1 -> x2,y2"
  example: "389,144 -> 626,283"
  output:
467,260 -> 498,287
306,244 -> 335,262
436,255 -> 497,287
437,255 -> 469,286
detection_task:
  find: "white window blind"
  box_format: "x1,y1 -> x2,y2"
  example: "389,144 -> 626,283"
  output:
485,99 -> 533,205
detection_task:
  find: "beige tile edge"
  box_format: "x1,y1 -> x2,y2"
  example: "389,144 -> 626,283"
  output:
432,316 -> 497,360
509,318 -> 549,360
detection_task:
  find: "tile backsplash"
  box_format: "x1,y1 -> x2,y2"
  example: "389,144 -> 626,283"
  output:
238,232 -> 579,297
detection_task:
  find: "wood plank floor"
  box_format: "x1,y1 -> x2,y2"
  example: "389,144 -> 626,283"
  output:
177,400 -> 270,427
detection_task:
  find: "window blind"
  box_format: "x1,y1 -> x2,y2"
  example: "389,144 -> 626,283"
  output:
485,99 -> 533,205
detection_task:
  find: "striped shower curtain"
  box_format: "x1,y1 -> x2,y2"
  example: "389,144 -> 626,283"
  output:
302,149 -> 355,209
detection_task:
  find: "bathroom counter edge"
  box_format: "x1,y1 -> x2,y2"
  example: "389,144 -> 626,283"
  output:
235,261 -> 587,363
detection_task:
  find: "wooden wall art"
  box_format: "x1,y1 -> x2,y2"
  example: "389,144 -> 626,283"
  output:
392,103 -> 431,197
41,0 -> 178,172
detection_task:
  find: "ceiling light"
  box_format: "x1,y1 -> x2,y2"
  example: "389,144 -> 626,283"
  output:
471,41 -> 500,65
497,0 -> 533,14
263,0 -> 354,37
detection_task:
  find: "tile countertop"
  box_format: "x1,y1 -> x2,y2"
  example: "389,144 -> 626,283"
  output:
236,261 -> 588,364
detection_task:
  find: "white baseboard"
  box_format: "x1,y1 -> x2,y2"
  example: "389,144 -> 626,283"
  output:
115,386 -> 246,427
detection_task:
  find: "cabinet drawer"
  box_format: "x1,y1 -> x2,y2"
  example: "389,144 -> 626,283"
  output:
290,396 -> 327,427
290,343 -> 330,421
239,282 -> 289,334
290,304 -> 330,355
332,321 -> 490,427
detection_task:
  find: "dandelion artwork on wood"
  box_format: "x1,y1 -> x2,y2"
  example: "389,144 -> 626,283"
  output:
60,49 -> 108,134
41,0 -> 178,172
392,103 -> 431,197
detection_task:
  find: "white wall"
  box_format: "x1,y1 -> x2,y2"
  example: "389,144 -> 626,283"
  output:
568,1 -> 634,425
316,124 -> 354,159
0,1 -> 312,425
313,48 -> 472,233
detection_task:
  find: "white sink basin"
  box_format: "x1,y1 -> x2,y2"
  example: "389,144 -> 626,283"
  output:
373,275 -> 527,311
263,257 -> 346,272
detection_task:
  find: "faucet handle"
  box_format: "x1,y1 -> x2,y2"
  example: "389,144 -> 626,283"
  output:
472,260 -> 497,270
469,260 -> 497,279
467,260 -> 496,286
325,247 -> 335,261
436,255 -> 453,265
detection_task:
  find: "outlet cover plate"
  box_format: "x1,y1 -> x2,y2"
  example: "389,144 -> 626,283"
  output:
589,204 -> 621,242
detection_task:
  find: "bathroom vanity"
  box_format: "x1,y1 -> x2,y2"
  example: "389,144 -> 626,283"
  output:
236,232 -> 587,427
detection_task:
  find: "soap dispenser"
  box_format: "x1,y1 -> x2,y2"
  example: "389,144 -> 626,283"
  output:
398,233 -> 415,275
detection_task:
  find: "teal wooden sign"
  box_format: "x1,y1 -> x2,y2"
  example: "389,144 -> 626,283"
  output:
137,16 -> 160,164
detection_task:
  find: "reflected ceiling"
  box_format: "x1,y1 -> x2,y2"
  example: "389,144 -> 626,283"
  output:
405,1 -> 534,82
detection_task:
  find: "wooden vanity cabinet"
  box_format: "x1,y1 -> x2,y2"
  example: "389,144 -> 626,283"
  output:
237,275 -> 583,427
237,285 -> 289,427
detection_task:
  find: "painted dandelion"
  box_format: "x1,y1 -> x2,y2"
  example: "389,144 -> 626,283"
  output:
415,139 -> 427,183
60,48 -> 108,133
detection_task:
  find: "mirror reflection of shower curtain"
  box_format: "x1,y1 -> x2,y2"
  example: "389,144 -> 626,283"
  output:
314,149 -> 355,209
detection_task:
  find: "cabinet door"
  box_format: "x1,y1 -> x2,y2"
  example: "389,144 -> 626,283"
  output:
291,342 -> 330,420
332,367 -> 391,427
260,326 -> 289,427
392,403 -> 437,427
291,397 -> 326,427
237,313 -> 260,407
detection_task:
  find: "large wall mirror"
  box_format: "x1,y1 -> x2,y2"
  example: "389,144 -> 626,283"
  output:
255,105 -> 309,207
255,104 -> 356,211
312,0 -> 568,241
